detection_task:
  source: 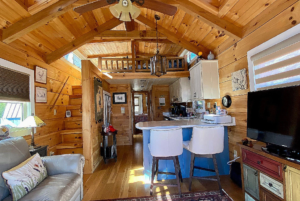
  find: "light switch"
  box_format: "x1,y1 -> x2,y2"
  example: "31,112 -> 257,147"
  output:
121,107 -> 125,114
207,102 -> 211,108
54,109 -> 57,115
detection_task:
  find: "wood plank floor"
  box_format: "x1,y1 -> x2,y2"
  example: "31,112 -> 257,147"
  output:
83,135 -> 244,201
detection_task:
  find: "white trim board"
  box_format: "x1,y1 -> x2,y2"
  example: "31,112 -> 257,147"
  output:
247,23 -> 300,91
0,58 -> 35,115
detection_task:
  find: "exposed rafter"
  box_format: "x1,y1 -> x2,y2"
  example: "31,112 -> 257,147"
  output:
188,0 -> 219,15
2,0 -> 78,44
101,71 -> 190,80
87,52 -> 178,58
45,18 -> 122,64
95,30 -> 168,40
88,39 -> 174,44
218,0 -> 239,18
168,0 -> 243,40
135,15 -> 210,56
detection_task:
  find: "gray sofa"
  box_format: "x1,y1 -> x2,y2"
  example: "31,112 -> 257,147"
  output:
0,137 -> 85,201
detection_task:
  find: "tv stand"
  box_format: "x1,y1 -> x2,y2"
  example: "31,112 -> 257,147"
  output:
261,143 -> 300,162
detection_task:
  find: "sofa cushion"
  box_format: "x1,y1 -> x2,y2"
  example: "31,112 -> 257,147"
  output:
0,138 -> 31,200
2,153 -> 48,201
16,173 -> 81,201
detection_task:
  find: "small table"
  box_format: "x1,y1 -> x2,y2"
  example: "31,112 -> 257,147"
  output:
101,130 -> 117,164
30,145 -> 48,157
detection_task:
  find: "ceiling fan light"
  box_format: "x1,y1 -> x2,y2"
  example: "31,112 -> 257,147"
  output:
109,0 -> 141,22
130,6 -> 141,19
120,12 -> 131,22
109,5 -> 121,19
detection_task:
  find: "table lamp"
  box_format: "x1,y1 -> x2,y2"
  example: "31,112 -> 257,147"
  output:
18,113 -> 46,150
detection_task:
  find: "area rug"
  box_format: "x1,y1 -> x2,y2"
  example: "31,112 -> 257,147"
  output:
92,190 -> 233,201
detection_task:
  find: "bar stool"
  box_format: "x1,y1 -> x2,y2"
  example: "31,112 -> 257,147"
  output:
183,126 -> 224,194
149,127 -> 183,196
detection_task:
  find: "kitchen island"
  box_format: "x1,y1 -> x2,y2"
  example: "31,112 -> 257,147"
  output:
136,119 -> 236,181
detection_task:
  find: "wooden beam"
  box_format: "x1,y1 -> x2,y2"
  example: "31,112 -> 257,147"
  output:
131,40 -> 136,72
2,0 -> 78,44
170,0 -> 243,40
95,30 -> 168,40
89,39 -> 174,44
136,15 -> 209,55
218,0 -> 239,18
98,57 -> 103,71
87,53 -> 178,58
101,71 -> 190,80
137,53 -> 178,57
46,18 -> 122,64
188,0 -> 219,15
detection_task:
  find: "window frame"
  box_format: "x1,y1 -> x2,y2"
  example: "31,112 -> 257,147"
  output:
0,58 -> 35,136
247,23 -> 300,92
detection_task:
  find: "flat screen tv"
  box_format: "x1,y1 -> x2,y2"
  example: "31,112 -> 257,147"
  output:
247,85 -> 300,155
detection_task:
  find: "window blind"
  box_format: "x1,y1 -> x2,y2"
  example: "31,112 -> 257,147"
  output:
250,33 -> 300,91
0,65 -> 30,102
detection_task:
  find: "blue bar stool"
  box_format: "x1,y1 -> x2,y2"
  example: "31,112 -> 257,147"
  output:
149,127 -> 183,196
183,126 -> 224,194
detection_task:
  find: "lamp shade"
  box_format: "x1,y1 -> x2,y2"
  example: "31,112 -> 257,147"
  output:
18,115 -> 46,128
109,0 -> 141,22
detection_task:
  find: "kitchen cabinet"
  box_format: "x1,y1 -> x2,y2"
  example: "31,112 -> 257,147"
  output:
285,165 -> 300,201
189,60 -> 220,100
169,77 -> 191,102
244,164 -> 260,200
260,187 -> 281,201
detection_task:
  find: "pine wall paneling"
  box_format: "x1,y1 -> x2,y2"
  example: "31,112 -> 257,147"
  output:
214,1 -> 300,160
0,40 -> 82,156
151,85 -> 170,121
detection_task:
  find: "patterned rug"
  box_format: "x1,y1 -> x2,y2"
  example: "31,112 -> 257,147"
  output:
92,190 -> 233,201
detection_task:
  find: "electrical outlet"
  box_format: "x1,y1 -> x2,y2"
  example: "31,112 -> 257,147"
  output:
234,150 -> 238,158
50,151 -> 55,156
54,109 -> 57,115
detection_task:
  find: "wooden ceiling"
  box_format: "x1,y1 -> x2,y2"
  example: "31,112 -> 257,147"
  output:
0,0 -> 279,65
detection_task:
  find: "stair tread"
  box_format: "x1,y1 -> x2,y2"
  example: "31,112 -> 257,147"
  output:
60,129 -> 82,134
70,95 -> 82,99
64,117 -> 82,122
56,142 -> 83,149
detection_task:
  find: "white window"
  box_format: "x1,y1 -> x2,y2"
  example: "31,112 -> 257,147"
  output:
247,24 -> 300,91
64,52 -> 82,69
0,58 -> 34,137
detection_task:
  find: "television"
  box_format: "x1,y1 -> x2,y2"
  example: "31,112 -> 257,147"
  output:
247,85 -> 300,158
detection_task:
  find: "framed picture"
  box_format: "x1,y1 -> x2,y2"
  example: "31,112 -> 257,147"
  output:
94,78 -> 103,123
113,93 -> 127,104
36,87 -> 47,103
35,66 -> 47,84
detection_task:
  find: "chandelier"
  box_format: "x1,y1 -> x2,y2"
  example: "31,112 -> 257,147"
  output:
109,0 -> 141,22
150,15 -> 167,77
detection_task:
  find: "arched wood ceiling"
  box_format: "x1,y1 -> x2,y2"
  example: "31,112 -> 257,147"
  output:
0,0 -> 281,64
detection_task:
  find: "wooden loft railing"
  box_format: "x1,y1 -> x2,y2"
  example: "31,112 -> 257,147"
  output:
99,56 -> 188,73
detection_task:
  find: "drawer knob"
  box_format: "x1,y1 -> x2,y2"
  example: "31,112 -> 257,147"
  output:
269,183 -> 273,187
257,161 -> 261,165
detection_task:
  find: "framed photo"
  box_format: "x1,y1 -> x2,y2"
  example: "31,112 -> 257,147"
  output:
36,87 -> 47,103
113,93 -> 127,104
35,66 -> 47,84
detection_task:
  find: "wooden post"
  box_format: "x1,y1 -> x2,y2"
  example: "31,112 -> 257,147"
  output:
184,55 -> 188,71
131,40 -> 136,72
98,57 -> 102,71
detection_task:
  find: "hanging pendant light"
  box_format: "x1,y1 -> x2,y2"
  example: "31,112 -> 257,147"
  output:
150,15 -> 167,77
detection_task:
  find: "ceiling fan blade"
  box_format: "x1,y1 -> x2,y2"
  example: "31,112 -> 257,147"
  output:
141,0 -> 177,16
125,20 -> 135,32
74,0 -> 111,14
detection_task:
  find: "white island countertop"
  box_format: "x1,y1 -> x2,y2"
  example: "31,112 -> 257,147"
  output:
136,118 -> 236,130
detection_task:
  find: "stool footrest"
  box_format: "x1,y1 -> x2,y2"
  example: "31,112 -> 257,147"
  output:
157,171 -> 176,175
193,176 -> 218,181
153,183 -> 178,187
194,166 -> 215,172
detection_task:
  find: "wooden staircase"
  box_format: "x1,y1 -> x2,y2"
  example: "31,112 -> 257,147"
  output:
57,86 -> 83,155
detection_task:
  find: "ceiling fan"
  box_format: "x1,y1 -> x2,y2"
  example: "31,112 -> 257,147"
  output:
74,0 -> 177,31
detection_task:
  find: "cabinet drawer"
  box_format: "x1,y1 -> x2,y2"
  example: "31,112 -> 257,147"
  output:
260,187 -> 282,201
244,164 -> 260,200
245,193 -> 256,201
242,149 -> 283,181
260,173 -> 284,199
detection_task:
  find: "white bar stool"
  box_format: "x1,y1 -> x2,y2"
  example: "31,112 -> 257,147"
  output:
183,126 -> 224,194
149,127 -> 183,196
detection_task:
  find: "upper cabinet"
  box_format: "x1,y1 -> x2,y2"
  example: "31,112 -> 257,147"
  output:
170,78 -> 192,103
189,60 -> 220,100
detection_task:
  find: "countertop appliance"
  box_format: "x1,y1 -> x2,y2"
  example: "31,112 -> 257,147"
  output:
202,114 -> 232,124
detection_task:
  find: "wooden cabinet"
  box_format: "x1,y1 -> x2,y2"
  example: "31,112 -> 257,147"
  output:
260,187 -> 281,201
285,166 -> 300,201
245,192 -> 256,201
244,164 -> 260,200
189,60 -> 220,100
169,77 -> 191,103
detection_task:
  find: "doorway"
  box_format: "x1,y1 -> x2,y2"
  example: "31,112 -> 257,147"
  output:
132,91 -> 150,134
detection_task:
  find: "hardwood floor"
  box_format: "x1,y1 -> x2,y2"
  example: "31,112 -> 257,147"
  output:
83,135 -> 244,201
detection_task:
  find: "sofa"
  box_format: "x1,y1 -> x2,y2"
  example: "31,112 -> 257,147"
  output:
0,137 -> 85,201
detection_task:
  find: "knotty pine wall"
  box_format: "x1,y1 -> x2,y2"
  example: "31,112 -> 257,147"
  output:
0,41 -> 82,155
151,85 -> 170,121
110,84 -> 133,146
82,60 -> 110,173
213,1 -> 300,160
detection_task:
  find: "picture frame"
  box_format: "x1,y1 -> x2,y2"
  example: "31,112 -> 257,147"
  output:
113,93 -> 127,104
36,87 -> 47,103
35,66 -> 47,84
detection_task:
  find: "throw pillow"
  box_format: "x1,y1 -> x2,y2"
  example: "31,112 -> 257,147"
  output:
2,153 -> 47,201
